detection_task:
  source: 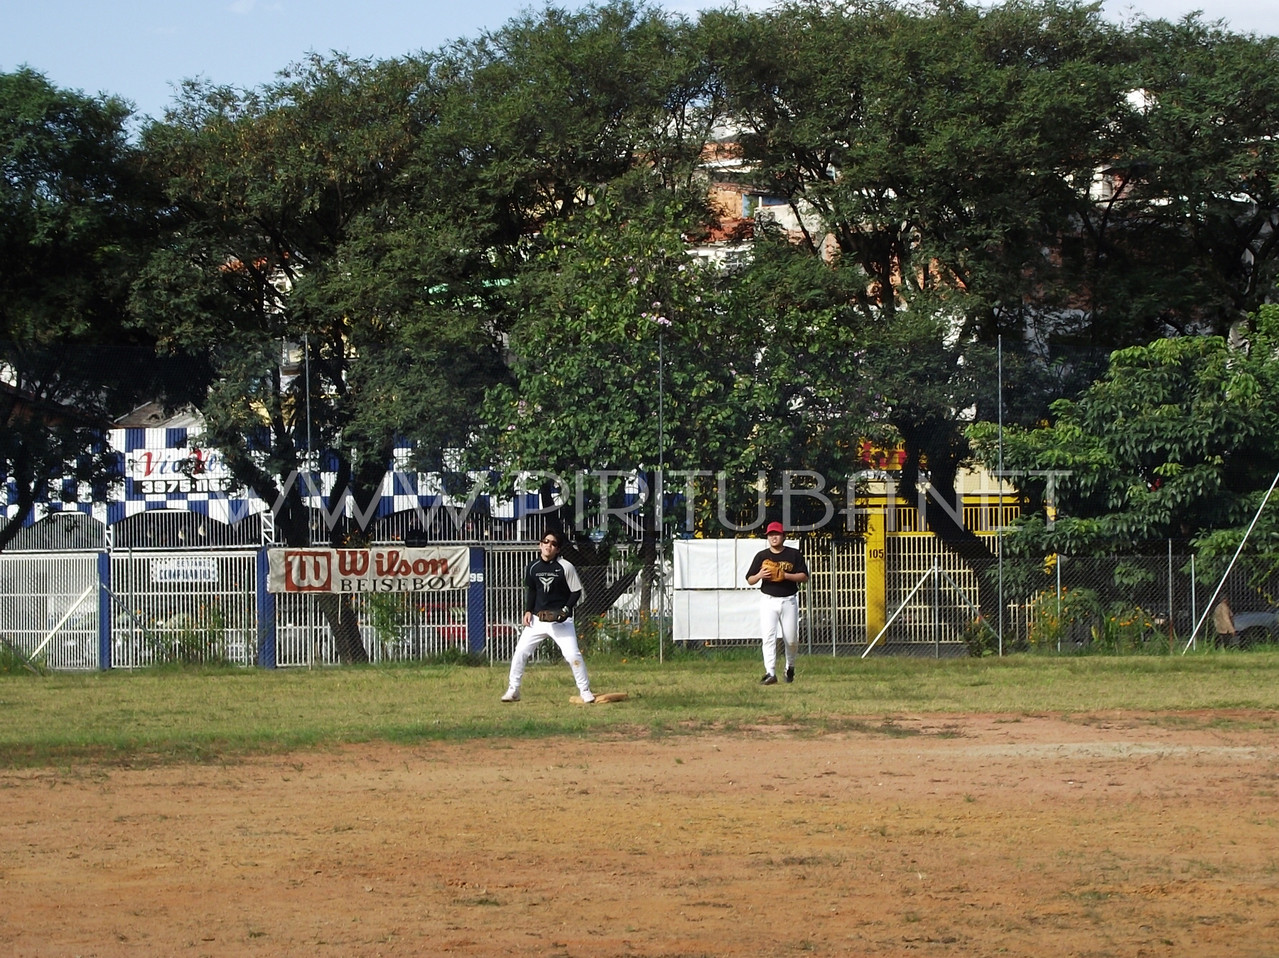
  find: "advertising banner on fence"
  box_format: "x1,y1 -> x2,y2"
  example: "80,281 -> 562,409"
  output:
150,556 -> 220,584
267,546 -> 470,594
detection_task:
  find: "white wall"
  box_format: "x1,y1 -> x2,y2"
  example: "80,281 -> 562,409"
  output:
673,538 -> 796,643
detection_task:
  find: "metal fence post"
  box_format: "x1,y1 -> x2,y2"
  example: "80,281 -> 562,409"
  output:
467,547 -> 486,658
932,559 -> 941,658
1190,554 -> 1197,651
97,551 -> 111,671
1056,555 -> 1062,653
257,547 -> 276,668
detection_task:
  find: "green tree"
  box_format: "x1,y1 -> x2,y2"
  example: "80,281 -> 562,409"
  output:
415,0 -> 719,263
718,228 -> 889,518
426,2 -> 731,615
132,1 -> 705,657
703,1 -> 1279,603
706,0 -> 1132,330
470,197 -> 763,611
132,54 -> 509,661
969,305 -> 1279,557
705,0 -> 1097,579
0,69 -> 201,551
1077,17 -> 1279,340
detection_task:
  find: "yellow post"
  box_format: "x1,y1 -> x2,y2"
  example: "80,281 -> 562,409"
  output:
865,508 -> 887,641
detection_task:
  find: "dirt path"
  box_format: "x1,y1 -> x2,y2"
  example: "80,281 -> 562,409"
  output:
3,711 -> 1278,957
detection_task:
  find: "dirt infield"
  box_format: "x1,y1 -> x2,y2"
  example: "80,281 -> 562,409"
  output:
4,711 -> 1278,957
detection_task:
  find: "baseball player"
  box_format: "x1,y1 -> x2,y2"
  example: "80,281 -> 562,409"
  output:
1213,597 -> 1239,648
501,530 -> 595,703
745,521 -> 809,685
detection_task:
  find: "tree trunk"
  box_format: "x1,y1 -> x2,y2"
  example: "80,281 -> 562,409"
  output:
263,454 -> 374,665
310,452 -> 397,665
900,438 -> 1000,625
314,593 -> 369,663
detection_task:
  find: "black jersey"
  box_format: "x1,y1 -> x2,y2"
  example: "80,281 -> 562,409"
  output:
524,556 -> 584,616
746,545 -> 808,597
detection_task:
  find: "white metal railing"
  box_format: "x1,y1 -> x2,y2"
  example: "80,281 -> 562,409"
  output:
108,551 -> 259,668
0,552 -> 102,670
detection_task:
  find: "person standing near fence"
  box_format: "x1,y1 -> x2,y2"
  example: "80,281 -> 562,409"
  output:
1213,597 -> 1238,648
501,530 -> 595,703
745,521 -> 809,685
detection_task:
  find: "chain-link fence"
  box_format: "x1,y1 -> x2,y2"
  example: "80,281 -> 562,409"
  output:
796,536 -> 1279,657
993,549 -> 1279,653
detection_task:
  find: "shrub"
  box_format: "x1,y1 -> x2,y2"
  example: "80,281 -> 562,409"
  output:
146,603 -> 232,667
0,637 -> 45,675
1088,604 -> 1168,655
590,612 -> 664,659
1026,586 -> 1103,650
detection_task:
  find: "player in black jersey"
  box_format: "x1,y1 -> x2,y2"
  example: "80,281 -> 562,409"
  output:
501,530 -> 595,703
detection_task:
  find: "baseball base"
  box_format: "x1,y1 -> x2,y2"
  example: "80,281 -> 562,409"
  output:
571,692 -> 628,704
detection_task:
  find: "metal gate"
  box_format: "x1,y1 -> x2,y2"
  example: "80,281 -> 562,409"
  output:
803,539 -> 868,653
880,534 -> 984,652
0,552 -> 102,670
273,590 -> 499,667
484,545 -> 538,661
108,551 -> 260,667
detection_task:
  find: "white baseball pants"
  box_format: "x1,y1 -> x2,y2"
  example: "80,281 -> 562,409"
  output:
506,618 -> 592,697
760,593 -> 800,676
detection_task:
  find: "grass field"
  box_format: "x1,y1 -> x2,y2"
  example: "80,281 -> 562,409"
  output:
4,646 -> 1279,767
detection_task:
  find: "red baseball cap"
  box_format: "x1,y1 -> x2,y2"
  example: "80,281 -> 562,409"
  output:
766,521 -> 784,535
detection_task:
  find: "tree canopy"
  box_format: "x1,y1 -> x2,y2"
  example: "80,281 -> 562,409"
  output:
969,304 -> 1279,557
0,68 -> 203,549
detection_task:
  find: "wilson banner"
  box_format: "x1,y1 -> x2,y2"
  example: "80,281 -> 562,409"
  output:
267,546 -> 470,594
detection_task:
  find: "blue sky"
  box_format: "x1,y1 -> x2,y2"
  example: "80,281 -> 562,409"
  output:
2,0 -> 1276,123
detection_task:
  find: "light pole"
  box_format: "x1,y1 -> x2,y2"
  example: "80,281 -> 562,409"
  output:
305,333 -> 315,545
657,324 -> 665,664
997,334 -> 1003,656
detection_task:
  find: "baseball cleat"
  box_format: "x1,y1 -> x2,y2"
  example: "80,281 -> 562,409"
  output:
500,689 -> 520,702
785,666 -> 794,683
760,673 -> 778,685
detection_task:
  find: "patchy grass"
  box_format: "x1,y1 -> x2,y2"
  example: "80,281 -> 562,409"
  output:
3,649 -> 1279,767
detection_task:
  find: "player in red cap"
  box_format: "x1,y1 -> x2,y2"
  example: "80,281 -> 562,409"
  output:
745,521 -> 809,684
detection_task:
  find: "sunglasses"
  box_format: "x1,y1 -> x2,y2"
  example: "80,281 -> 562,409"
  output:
541,537 -> 560,546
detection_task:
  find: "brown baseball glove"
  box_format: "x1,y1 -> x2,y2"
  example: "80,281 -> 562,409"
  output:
760,559 -> 786,582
